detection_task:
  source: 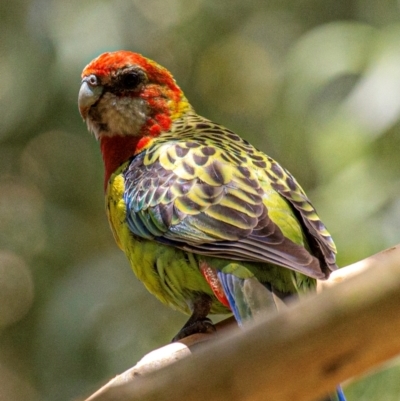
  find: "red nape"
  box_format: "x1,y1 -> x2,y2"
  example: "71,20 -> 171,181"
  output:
100,135 -> 152,190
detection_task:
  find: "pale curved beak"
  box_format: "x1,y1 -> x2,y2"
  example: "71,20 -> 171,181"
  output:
78,78 -> 103,119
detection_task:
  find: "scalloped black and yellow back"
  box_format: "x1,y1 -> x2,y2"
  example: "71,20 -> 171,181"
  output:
120,110 -> 337,281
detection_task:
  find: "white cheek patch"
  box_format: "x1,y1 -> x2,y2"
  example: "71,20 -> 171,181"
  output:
90,92 -> 150,139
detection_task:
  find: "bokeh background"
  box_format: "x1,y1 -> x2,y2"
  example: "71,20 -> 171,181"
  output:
1,0 -> 400,400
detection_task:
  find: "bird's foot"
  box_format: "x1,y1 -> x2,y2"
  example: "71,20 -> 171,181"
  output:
172,318 -> 216,342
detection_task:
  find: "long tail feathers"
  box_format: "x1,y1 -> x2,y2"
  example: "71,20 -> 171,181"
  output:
217,272 -> 280,324
336,385 -> 347,401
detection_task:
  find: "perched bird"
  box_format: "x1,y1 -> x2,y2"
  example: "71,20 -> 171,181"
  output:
79,51 -> 345,401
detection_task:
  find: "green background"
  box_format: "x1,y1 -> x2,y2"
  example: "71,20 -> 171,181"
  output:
1,0 -> 400,400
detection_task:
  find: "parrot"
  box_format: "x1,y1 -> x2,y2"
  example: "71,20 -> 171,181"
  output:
78,50 -> 346,401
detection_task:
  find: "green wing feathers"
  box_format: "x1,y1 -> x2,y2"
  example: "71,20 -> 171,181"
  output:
123,113 -> 336,280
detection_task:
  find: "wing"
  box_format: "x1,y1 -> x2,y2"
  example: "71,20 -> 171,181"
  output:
123,120 -> 336,280
265,161 -> 337,275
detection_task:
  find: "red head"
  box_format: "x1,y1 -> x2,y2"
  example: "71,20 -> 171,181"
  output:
79,51 -> 190,139
78,51 -> 191,188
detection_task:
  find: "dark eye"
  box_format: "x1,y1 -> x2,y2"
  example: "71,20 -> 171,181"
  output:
119,70 -> 143,90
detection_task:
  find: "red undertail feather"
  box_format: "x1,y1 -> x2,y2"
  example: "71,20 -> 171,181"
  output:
200,261 -> 231,309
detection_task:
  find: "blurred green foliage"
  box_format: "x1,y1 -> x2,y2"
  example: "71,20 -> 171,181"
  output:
1,0 -> 400,400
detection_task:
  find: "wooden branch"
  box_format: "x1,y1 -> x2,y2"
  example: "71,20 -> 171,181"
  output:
84,244 -> 400,401
85,318 -> 237,401
317,245 -> 399,290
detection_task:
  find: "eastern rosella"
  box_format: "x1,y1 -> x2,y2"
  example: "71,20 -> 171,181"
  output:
78,51 -> 346,401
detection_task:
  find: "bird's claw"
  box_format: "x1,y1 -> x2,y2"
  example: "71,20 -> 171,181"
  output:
172,318 -> 216,342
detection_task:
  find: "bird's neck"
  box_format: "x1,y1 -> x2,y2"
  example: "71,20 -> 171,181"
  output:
100,135 -> 153,190
100,96 -> 193,190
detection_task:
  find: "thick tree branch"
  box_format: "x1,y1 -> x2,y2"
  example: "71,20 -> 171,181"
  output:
84,244 -> 400,401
